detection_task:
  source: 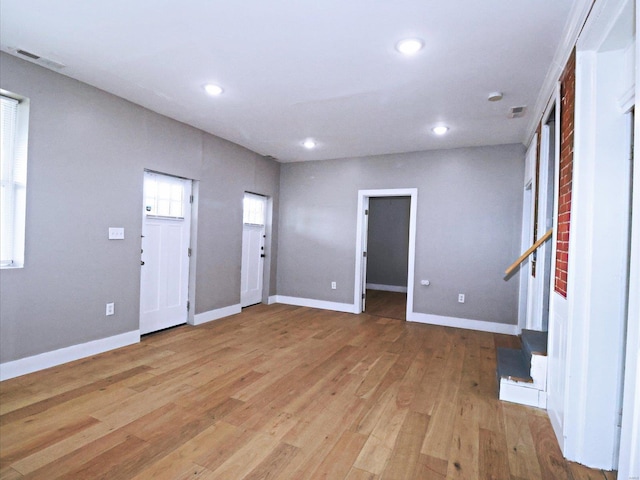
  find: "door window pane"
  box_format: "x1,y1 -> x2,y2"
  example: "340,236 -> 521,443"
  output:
144,172 -> 185,218
243,193 -> 266,225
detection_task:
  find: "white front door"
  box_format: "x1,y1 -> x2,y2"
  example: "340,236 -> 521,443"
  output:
241,193 -> 266,307
140,171 -> 192,335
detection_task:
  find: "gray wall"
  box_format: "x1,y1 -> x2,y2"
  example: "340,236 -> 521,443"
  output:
367,197 -> 410,287
0,52 -> 279,363
277,145 -> 525,325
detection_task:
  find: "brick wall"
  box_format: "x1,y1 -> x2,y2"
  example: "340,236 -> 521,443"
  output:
555,49 -> 576,297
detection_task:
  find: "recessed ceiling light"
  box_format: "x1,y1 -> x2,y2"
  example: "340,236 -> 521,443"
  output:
204,84 -> 223,96
302,139 -> 317,149
396,38 -> 424,55
432,126 -> 449,135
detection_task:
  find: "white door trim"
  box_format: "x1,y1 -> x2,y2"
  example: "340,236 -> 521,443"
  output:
562,0 -> 636,468
354,188 -> 417,319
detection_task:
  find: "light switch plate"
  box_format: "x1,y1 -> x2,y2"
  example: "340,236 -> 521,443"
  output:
108,227 -> 125,240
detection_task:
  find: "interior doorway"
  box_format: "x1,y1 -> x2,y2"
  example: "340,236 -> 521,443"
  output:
528,104 -> 557,333
354,188 -> 417,320
364,197 -> 410,320
140,171 -> 192,335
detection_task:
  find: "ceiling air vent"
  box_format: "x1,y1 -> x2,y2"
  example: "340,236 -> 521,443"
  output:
15,48 -> 66,69
508,106 -> 527,118
16,49 -> 40,60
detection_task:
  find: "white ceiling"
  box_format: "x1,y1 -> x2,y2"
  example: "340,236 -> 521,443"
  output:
0,0 -> 574,162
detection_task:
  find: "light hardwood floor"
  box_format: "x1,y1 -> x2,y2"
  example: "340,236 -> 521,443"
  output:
0,303 -> 616,479
364,289 -> 407,321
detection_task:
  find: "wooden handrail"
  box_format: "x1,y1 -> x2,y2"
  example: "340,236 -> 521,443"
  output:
505,228 -> 553,276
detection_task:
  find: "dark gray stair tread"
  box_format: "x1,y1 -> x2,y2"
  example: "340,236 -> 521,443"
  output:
497,347 -> 532,383
521,329 -> 548,357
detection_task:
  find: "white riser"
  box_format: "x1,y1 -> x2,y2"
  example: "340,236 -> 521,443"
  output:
530,353 -> 547,390
499,379 -> 547,408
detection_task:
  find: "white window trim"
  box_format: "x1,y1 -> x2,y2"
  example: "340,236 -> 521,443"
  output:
0,90 -> 29,269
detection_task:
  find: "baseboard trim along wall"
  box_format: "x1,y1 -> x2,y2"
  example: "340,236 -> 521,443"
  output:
272,295 -> 358,314
407,312 -> 518,335
366,283 -> 408,293
0,330 -> 140,381
192,304 -> 242,326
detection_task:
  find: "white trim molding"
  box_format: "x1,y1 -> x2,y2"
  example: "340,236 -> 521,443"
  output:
0,330 -> 140,381
407,312 -> 518,335
272,295 -> 357,314
192,304 -> 242,326
525,0 -> 593,146
354,188 -> 418,320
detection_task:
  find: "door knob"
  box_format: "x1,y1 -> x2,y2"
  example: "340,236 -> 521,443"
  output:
141,261 -> 145,266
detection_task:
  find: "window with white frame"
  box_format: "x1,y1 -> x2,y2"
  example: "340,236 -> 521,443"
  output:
143,172 -> 186,218
1,92 -> 29,268
243,193 -> 266,225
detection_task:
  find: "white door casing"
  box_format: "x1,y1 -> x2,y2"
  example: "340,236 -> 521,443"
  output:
522,133 -> 538,332
361,197 -> 369,311
557,0 -> 635,468
140,172 -> 192,335
354,188 -> 417,318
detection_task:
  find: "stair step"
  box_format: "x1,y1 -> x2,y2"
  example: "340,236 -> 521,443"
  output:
497,347 -> 532,383
521,329 -> 548,357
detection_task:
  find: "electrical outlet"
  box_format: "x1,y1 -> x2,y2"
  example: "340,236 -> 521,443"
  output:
106,302 -> 115,316
331,281 -> 337,290
108,227 -> 125,240
458,294 -> 465,303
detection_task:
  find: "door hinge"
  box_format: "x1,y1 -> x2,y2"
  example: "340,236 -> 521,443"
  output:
189,195 -> 194,204
188,247 -> 192,257
362,293 -> 366,299
187,301 -> 190,311
363,251 -> 367,258
365,209 -> 369,215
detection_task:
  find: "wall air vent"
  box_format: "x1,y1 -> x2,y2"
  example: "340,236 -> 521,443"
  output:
508,106 -> 527,118
15,48 -> 66,69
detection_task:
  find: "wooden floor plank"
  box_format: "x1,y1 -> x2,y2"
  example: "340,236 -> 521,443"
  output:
0,299 -> 615,479
379,410 -> 430,479
529,414 -> 571,480
307,430 -> 368,480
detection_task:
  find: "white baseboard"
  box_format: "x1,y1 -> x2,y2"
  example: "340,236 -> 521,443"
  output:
272,295 -> 358,314
0,330 -> 140,381
366,283 -> 408,293
192,303 -> 242,326
407,311 -> 518,335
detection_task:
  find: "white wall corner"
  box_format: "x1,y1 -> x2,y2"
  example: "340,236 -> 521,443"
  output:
407,311 -> 518,335
192,304 -> 242,326
0,330 -> 140,381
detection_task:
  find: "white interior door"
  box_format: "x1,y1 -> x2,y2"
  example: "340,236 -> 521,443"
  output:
241,193 -> 266,308
140,172 -> 192,335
